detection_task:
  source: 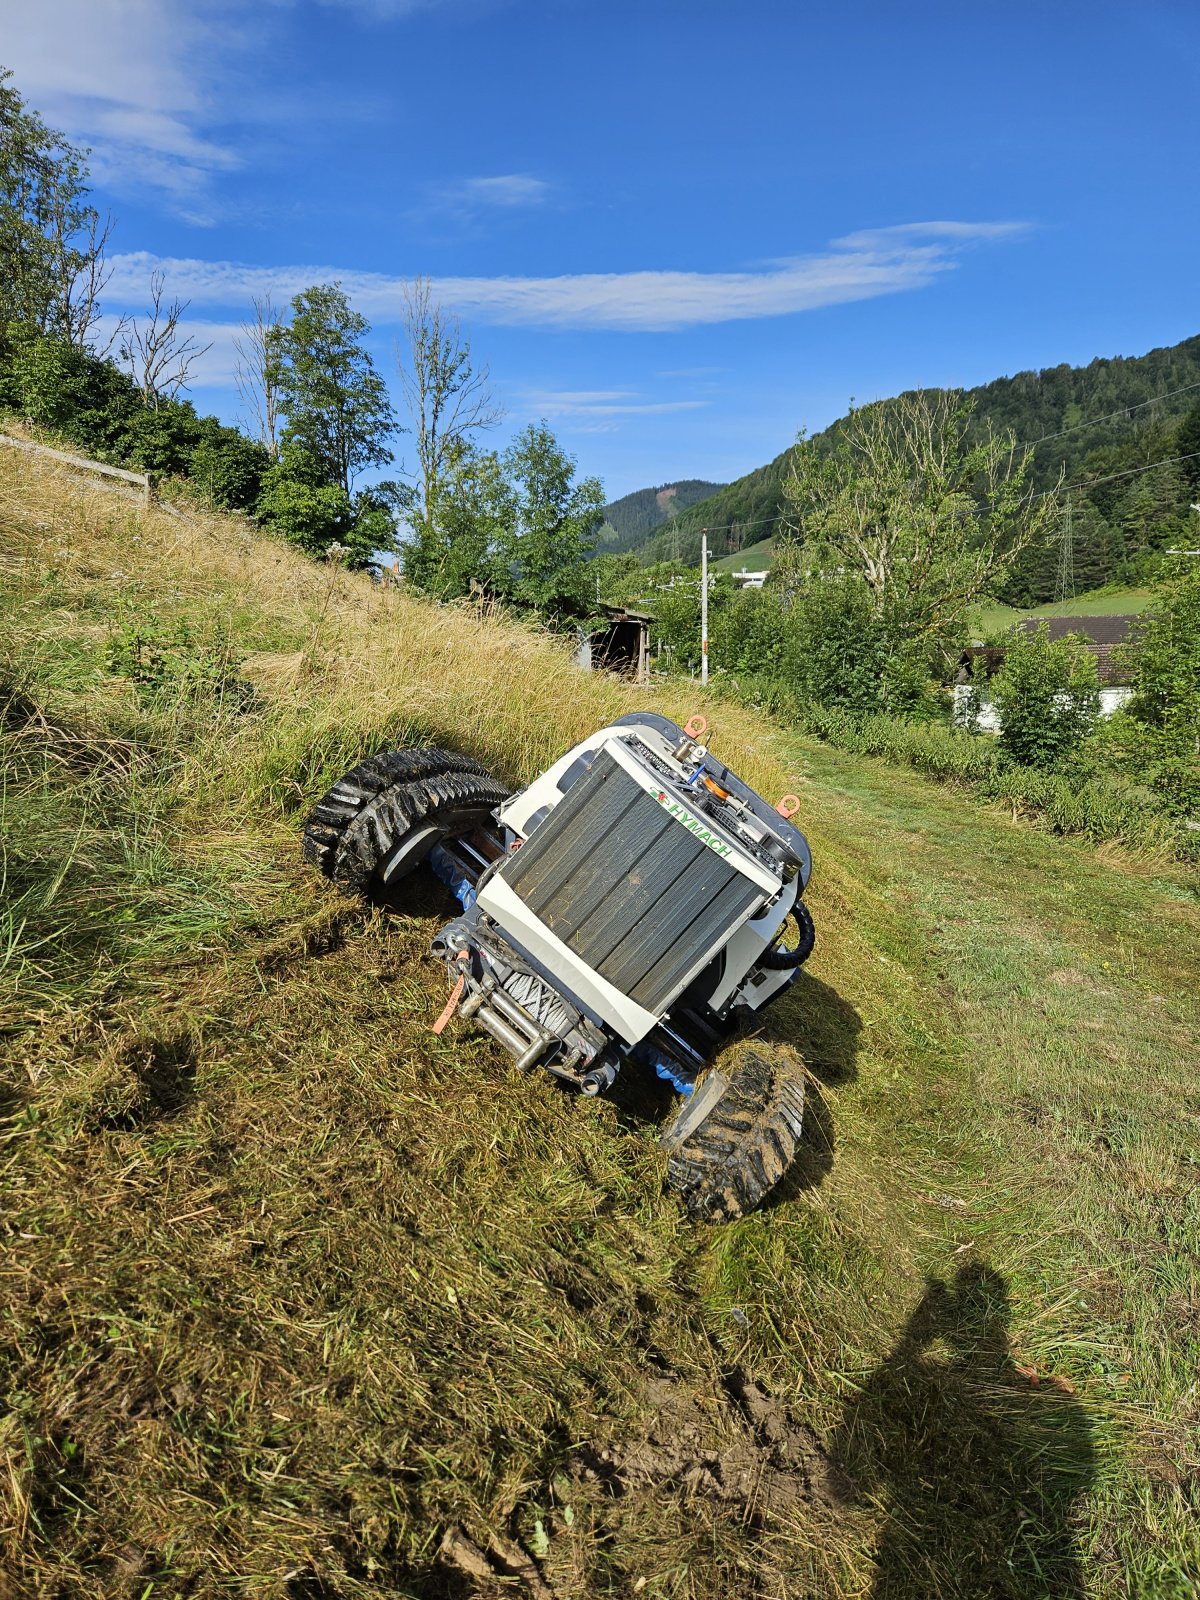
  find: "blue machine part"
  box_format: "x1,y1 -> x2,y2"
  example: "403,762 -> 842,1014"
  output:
634,1043 -> 695,1096
428,843 -> 475,910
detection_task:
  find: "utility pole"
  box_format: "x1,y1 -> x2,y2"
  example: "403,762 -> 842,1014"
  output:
700,528 -> 709,685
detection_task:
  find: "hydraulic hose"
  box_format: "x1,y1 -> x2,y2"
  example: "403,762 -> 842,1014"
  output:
758,900 -> 816,970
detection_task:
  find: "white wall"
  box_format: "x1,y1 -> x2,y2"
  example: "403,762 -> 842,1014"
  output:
951,684 -> 1132,733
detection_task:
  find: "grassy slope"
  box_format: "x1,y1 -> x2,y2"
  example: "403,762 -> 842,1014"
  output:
712,540 -> 776,575
2,453 -> 1198,1600
971,589 -> 1156,638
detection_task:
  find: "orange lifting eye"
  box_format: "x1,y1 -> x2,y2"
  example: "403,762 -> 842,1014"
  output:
703,776 -> 731,800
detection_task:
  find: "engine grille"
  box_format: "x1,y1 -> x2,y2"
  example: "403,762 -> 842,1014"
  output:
498,749 -> 763,1014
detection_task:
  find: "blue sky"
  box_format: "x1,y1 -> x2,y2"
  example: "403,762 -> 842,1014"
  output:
5,0 -> 1198,500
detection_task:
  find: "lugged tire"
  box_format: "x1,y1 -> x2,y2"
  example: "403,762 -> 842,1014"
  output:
302,747 -> 508,893
663,1041 -> 806,1222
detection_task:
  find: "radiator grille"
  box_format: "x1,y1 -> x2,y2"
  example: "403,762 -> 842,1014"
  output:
498,750 -> 763,1013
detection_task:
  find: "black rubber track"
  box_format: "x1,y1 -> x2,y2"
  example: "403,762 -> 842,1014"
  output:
332,769 -> 511,893
664,1043 -> 806,1222
303,746 -> 496,880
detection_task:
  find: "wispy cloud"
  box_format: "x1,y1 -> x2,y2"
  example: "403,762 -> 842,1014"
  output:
519,389 -> 709,419
2,0 -> 248,215
105,221 -> 1027,334
421,172 -> 551,223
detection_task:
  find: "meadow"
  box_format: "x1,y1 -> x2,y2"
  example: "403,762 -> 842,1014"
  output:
2,451 -> 1198,1599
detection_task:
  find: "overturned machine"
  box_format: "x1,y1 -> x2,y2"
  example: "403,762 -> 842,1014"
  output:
304,712 -> 814,1219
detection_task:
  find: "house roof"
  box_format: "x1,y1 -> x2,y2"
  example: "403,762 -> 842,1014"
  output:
959,637 -> 1132,687
1017,613 -> 1138,645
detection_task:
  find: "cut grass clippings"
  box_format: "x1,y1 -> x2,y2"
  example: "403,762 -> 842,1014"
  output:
1,449 -> 1198,1598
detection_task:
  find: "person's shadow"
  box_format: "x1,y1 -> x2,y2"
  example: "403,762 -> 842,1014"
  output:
830,1263 -> 1095,1599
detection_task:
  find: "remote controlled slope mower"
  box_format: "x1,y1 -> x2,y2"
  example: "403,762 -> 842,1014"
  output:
303,712 -> 815,1220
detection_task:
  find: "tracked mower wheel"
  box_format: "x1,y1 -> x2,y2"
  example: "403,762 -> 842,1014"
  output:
662,1041 -> 806,1222
303,747 -> 509,895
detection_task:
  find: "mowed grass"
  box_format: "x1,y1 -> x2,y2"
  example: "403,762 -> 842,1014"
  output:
1,451 -> 1198,1600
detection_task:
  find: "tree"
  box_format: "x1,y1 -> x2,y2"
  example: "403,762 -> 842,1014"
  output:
120,270 -> 212,410
0,68 -> 114,348
396,277 -> 501,535
991,624 -> 1100,769
1176,401 -> 1200,494
500,423 -> 604,620
1120,563 -> 1200,815
268,283 -> 396,493
779,391 -> 1060,665
402,439 -> 512,599
234,294 -> 282,457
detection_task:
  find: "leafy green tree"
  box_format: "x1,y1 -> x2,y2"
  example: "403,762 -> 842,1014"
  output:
499,423 -> 604,620
991,624 -> 1100,768
780,391 -> 1059,671
1120,564 -> 1200,814
403,439 -> 512,599
1177,401 -> 1200,494
268,284 -> 396,493
256,443 -> 354,560
0,68 -> 112,348
779,575 -> 893,715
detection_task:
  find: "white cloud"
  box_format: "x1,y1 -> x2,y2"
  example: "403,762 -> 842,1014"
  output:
104,221 -> 1027,333
418,172 -> 551,225
519,389 -> 709,419
2,0 -> 245,210
455,175 -> 550,208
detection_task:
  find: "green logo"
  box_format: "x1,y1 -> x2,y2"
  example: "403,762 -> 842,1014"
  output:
653,789 -> 733,858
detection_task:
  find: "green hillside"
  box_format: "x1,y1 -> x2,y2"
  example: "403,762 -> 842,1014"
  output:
637,334 -> 1200,603
597,478 -> 726,553
4,445 -> 1200,1599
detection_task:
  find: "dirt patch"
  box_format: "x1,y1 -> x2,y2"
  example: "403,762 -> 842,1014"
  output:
572,1367 -> 837,1522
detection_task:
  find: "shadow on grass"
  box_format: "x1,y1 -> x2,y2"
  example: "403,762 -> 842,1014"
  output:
832,1263 -> 1095,1599
762,969 -> 862,1200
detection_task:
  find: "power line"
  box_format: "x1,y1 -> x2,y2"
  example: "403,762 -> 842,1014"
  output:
1022,380 -> 1200,448
647,377 -> 1200,554
662,447 -> 1200,549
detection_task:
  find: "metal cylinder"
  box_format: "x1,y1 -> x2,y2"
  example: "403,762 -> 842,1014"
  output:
581,1058 -> 619,1096
473,1003 -> 531,1061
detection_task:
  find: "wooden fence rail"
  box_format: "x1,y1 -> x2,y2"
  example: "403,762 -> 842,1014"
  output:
0,431 -> 152,503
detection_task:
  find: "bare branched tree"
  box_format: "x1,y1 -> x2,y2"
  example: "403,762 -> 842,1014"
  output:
50,204 -> 119,349
397,277 -> 502,530
234,293 -> 283,456
121,270 -> 212,409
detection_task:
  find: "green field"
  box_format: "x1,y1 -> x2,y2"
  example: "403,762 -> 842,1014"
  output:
712,538 -> 776,574
3,451 -> 1198,1598
970,588 -> 1156,639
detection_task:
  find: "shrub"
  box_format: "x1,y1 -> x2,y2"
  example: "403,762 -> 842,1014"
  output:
992,624 -> 1100,768
1121,565 -> 1200,817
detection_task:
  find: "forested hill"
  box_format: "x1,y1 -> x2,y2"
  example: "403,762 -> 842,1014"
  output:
637,333 -> 1200,603
596,479 -> 725,553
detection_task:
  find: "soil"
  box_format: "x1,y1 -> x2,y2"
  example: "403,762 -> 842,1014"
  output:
572,1366 -> 838,1521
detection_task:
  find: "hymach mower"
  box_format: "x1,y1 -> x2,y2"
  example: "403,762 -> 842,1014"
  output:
303,712 -> 814,1220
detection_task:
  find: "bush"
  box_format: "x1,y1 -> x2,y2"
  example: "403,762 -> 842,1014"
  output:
992,624 -> 1100,768
1121,565 -> 1200,817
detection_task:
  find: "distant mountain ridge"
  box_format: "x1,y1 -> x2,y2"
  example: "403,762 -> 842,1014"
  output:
597,479 -> 726,553
632,333 -> 1200,604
